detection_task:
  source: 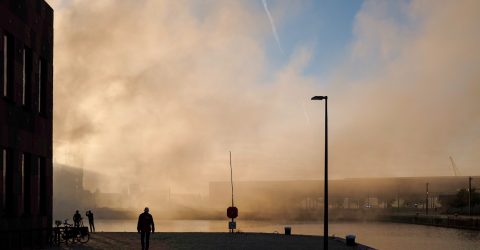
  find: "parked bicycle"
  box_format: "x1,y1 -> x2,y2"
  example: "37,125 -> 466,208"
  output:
51,219 -> 90,246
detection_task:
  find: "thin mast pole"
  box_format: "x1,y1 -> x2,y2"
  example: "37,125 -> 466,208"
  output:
469,177 -> 472,216
425,183 -> 429,215
230,151 -> 234,207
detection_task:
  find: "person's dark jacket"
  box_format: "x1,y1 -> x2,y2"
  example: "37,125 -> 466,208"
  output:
86,211 -> 94,222
73,212 -> 82,223
137,212 -> 155,232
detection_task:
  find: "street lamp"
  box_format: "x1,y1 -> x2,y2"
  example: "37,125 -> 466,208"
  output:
311,95 -> 328,250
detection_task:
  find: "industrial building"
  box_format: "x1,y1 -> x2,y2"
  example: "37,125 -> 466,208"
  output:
210,176 -> 478,219
0,0 -> 53,248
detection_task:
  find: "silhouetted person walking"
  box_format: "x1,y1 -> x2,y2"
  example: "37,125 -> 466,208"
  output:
86,210 -> 95,232
137,207 -> 155,250
73,210 -> 82,227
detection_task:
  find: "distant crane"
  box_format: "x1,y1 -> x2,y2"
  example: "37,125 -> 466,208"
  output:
449,156 -> 461,176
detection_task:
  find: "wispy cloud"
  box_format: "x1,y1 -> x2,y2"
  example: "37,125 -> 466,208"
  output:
302,101 -> 311,126
262,0 -> 284,54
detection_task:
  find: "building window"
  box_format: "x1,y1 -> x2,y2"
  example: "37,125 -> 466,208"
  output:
2,35 -> 7,97
21,153 -> 24,214
38,60 -> 42,113
38,59 -> 46,115
2,148 -> 12,214
22,153 -> 32,215
2,34 -> 14,99
22,47 -> 32,108
21,153 -> 24,194
22,49 -> 25,104
1,149 -> 5,210
38,157 -> 46,215
35,157 -> 40,214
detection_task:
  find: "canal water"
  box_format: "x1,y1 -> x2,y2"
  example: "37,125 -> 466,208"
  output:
94,219 -> 480,249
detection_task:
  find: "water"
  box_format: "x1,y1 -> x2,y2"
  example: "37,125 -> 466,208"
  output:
94,219 -> 480,250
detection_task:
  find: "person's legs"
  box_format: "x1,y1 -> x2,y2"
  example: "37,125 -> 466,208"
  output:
145,231 -> 150,250
92,221 -> 95,232
140,231 -> 145,250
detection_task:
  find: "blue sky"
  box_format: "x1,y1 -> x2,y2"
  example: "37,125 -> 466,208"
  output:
260,0 -> 364,77
50,0 -> 364,80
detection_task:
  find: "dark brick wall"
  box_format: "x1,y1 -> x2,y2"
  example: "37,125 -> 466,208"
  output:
0,0 -> 53,248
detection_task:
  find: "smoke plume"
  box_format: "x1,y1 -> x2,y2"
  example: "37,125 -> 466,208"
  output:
47,0 -> 480,201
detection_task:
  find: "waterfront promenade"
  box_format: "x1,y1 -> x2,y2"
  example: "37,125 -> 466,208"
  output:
46,232 -> 374,249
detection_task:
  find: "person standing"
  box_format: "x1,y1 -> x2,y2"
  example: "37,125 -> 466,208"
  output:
137,207 -> 155,250
86,210 -> 95,232
73,210 -> 82,227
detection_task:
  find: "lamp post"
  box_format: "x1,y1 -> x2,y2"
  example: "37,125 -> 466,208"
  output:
425,182 -> 429,215
311,95 -> 328,250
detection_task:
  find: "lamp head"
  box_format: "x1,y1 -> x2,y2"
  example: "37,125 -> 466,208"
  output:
311,96 -> 327,100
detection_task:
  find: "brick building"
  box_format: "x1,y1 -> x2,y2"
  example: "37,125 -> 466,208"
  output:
0,0 -> 53,248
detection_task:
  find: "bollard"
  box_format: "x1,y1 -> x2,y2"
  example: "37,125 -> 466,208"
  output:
346,234 -> 356,246
284,227 -> 291,235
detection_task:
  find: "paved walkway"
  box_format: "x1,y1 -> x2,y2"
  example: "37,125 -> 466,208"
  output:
45,232 -> 374,250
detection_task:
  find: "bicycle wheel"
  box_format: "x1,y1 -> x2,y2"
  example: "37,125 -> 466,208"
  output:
64,228 -> 76,245
66,236 -> 76,245
54,229 -> 67,246
79,233 -> 90,243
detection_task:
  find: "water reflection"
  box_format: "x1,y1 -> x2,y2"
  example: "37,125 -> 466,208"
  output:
93,220 -> 480,250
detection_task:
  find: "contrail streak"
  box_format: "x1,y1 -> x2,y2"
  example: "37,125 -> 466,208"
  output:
302,101 -> 311,126
262,0 -> 284,54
